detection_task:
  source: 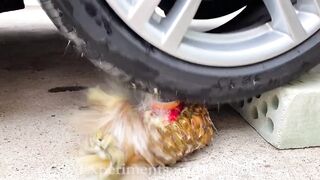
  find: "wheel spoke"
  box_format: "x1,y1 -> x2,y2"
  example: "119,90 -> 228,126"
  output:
161,0 -> 201,49
263,0 -> 307,41
297,0 -> 320,16
128,0 -> 161,27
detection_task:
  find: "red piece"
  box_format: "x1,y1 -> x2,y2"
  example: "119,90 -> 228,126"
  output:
168,103 -> 184,122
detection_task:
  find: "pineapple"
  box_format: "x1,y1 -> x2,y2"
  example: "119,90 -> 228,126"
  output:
77,87 -> 215,179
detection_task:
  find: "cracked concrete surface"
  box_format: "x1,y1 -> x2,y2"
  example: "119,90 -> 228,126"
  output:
0,7 -> 320,180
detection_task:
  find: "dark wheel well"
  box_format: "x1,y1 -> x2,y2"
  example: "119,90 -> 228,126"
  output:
0,0 -> 25,13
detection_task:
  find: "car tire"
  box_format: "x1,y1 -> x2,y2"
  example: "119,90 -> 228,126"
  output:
41,0 -> 320,103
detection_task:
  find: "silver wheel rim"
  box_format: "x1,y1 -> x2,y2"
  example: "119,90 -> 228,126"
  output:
106,0 -> 320,67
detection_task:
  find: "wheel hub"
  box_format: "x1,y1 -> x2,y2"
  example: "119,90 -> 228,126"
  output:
106,0 -> 320,67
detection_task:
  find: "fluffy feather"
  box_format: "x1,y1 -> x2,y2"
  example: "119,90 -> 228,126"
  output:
73,81 -> 215,179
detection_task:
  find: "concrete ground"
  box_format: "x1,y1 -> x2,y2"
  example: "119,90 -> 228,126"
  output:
1,7 -> 320,180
